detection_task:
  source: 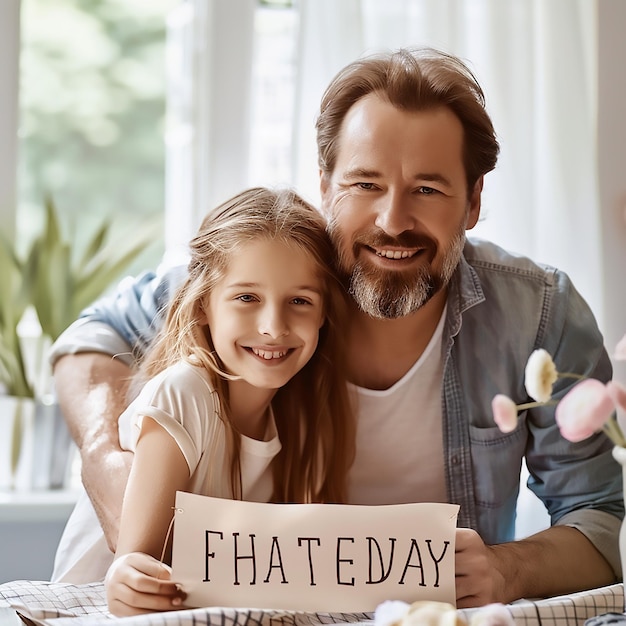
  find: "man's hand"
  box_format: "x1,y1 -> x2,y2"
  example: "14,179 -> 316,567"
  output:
105,553 -> 186,616
54,353 -> 134,551
455,525 -> 616,608
455,528 -> 503,608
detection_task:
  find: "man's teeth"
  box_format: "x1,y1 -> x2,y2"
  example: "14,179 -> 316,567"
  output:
376,249 -> 416,259
252,348 -> 287,360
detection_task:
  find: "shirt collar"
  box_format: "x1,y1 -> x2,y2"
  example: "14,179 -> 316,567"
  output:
445,245 -> 486,338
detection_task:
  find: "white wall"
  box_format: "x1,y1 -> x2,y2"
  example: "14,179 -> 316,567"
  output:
0,519 -> 68,582
597,0 -> 626,391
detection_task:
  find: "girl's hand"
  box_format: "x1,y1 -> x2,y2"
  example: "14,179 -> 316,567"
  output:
105,552 -> 187,616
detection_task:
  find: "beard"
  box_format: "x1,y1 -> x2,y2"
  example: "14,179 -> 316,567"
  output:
328,220 -> 466,319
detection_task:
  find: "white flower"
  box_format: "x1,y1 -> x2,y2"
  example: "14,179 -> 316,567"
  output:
374,601 -> 466,626
493,337 -> 626,446
402,602 -> 465,626
374,601 -> 410,626
524,349 -> 558,403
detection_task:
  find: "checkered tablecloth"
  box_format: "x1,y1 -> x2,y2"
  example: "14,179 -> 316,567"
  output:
0,580 -> 623,626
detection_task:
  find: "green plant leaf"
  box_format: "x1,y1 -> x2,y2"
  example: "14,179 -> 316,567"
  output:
0,195 -> 157,397
10,399 -> 24,475
74,225 -> 160,310
0,231 -> 32,397
78,221 -> 109,268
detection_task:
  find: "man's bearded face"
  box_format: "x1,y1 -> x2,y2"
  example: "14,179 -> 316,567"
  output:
328,218 -> 465,319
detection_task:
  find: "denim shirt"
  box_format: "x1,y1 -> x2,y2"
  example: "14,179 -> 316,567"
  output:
49,237 -> 624,575
445,240 -> 621,573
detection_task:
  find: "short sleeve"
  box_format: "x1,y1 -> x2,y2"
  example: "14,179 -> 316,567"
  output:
118,361 -> 220,476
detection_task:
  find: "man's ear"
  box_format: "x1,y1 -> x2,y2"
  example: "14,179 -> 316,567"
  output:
466,176 -> 483,230
319,171 -> 330,216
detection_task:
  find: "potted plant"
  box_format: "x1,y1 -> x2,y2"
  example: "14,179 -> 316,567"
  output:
0,197 -> 160,490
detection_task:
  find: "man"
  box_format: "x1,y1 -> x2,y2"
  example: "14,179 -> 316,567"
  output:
50,47 -> 622,607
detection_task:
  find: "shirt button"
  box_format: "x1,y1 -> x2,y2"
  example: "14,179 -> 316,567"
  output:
451,455 -> 460,465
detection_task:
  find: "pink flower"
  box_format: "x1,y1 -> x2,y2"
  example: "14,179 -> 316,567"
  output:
607,380 -> 626,412
607,381 -> 626,446
555,379 -> 616,442
492,394 -> 518,433
614,334 -> 626,361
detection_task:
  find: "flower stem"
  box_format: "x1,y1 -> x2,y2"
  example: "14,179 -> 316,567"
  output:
515,399 -> 558,411
558,372 -> 586,381
602,412 -> 626,448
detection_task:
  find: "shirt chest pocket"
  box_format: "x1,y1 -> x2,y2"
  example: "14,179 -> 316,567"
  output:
468,415 -> 528,510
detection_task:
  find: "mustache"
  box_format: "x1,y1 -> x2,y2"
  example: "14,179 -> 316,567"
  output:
351,230 -> 437,253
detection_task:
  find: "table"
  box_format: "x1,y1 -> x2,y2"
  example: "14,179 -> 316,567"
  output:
0,606 -> 22,626
0,579 -> 624,626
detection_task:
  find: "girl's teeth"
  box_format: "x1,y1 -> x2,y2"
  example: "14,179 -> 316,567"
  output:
252,348 -> 286,360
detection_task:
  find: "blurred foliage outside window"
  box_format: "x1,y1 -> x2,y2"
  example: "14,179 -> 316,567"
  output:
17,0 -> 298,279
17,0 -> 178,272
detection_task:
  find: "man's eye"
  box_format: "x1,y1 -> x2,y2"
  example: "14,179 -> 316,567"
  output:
418,186 -> 436,195
356,182 -> 376,191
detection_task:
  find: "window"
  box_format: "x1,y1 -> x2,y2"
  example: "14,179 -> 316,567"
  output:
162,0 -> 300,252
249,0 -> 298,187
17,0 -> 178,270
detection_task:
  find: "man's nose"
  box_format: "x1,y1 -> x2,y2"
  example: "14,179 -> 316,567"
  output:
258,304 -> 289,338
374,192 -> 415,236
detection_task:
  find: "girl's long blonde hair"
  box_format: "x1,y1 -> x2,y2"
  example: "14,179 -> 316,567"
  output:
137,187 -> 355,503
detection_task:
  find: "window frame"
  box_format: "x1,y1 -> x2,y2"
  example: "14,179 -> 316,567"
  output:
0,0 -> 20,240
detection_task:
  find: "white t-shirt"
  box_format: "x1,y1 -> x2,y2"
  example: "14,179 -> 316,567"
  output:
347,309 -> 447,505
52,360 -> 281,583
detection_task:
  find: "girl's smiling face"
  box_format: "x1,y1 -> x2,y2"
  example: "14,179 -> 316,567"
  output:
205,237 -> 325,391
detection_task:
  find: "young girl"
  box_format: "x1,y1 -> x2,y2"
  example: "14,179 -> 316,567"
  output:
55,187 -> 355,615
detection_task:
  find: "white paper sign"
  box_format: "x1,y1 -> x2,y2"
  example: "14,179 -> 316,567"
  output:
171,491 -> 459,612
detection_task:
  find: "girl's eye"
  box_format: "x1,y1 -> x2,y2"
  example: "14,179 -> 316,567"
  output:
236,294 -> 257,303
291,297 -> 311,306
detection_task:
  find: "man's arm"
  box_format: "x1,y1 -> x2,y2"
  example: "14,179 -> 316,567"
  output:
453,260 -> 621,607
54,353 -> 134,550
455,525 -> 616,608
50,264 -> 187,549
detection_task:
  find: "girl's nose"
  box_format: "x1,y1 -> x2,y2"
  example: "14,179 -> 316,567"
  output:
258,306 -> 289,338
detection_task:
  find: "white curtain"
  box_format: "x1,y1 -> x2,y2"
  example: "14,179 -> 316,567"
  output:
296,0 -> 602,537
288,0 -> 626,537
166,0 -> 626,539
165,0 -> 625,381
293,0 -> 603,322
164,0 -> 256,264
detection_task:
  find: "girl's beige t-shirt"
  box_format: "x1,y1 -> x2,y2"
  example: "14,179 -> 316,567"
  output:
120,360 -> 281,501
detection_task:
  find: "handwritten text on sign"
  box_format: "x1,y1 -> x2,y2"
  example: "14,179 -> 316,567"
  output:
171,492 -> 459,612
